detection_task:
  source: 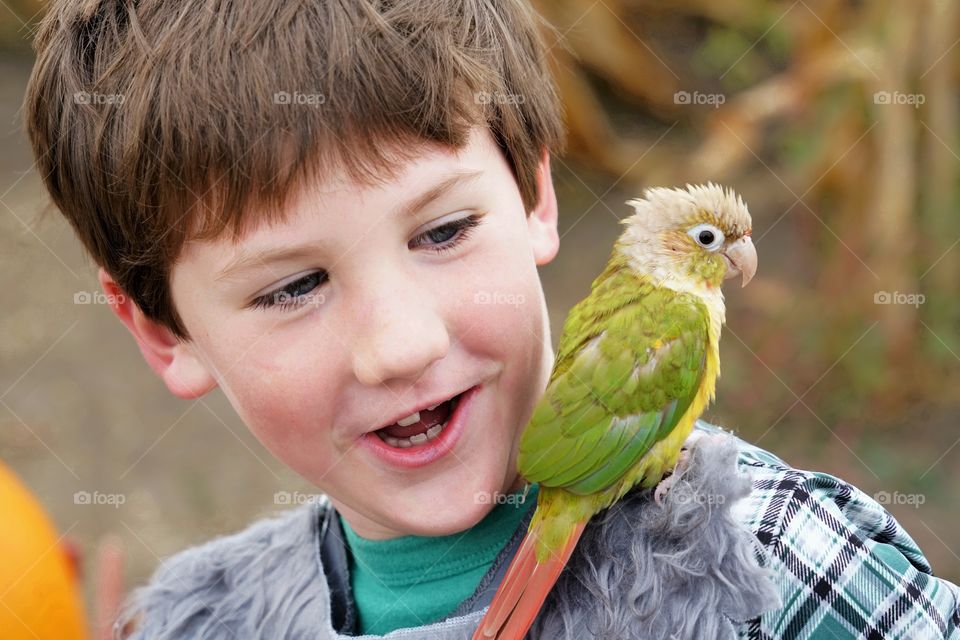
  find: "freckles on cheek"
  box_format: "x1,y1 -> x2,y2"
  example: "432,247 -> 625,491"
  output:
224,349 -> 338,452
455,272 -> 543,349
239,387 -> 335,461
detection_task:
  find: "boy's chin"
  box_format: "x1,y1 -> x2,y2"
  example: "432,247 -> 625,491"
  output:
381,476 -> 520,537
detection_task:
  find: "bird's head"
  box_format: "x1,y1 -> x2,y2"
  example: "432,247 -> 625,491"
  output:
618,183 -> 757,291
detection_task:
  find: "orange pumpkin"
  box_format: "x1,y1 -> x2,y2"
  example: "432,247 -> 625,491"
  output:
0,461 -> 88,640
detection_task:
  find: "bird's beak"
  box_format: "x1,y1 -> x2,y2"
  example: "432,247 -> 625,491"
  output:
722,236 -> 757,287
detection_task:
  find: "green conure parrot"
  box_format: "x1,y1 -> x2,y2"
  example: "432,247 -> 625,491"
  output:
473,183 -> 757,640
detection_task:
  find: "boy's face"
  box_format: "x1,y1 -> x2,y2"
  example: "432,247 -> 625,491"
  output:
110,127 -> 560,539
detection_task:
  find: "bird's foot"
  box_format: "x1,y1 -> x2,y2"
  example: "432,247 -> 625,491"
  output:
654,447 -> 691,507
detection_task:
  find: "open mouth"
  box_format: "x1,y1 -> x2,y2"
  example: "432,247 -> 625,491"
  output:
372,392 -> 464,449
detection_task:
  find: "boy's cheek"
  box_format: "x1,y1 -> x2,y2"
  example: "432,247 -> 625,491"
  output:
462,276 -> 546,354
213,351 -> 342,456
235,397 -> 347,482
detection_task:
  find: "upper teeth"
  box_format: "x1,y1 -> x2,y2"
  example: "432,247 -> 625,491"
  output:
396,411 -> 420,427
392,398 -> 451,427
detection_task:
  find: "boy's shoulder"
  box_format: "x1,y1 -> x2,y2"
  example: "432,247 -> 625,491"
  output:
532,422 -> 785,639
535,422 -> 960,639
115,500 -> 336,639
710,422 -> 960,640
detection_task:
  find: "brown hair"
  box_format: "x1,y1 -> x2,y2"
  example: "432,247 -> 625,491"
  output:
24,0 -> 565,339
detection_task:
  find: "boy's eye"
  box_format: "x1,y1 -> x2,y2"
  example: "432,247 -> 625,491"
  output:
409,213 -> 483,253
250,270 -> 327,311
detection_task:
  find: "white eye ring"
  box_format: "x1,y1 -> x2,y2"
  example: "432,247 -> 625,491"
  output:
688,223 -> 724,251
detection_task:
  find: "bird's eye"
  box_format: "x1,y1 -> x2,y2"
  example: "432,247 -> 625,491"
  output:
688,223 -> 724,251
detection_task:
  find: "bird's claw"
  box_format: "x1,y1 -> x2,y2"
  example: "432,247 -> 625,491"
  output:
653,446 -> 691,507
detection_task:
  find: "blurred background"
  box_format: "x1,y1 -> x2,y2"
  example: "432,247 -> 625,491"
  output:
1,0 -> 958,635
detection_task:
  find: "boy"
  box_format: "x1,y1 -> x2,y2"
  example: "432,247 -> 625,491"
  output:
23,0 -> 958,638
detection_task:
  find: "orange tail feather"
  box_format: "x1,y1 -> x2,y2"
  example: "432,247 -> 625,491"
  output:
472,520 -> 587,640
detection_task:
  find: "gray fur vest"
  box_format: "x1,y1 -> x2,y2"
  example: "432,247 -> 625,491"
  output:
116,429 -> 782,639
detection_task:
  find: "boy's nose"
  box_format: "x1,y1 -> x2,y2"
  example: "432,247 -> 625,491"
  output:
350,282 -> 451,387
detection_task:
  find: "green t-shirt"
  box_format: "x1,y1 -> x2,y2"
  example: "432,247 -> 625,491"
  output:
339,483 -> 539,635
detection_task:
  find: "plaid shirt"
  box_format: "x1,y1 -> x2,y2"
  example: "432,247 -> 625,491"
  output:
709,423 -> 960,639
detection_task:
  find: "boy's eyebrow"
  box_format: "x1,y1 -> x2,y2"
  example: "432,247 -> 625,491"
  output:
214,169 -> 484,283
396,169 -> 483,219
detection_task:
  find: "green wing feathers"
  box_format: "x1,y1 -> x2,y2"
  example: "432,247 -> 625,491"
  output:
518,265 -> 710,495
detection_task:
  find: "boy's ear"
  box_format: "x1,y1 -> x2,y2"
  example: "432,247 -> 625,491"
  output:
97,268 -> 217,400
526,147 -> 560,266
